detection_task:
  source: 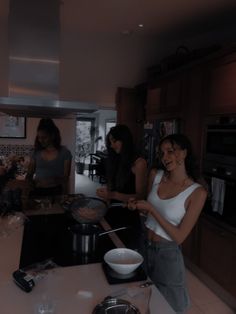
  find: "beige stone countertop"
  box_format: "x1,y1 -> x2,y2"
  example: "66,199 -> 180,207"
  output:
0,214 -> 175,314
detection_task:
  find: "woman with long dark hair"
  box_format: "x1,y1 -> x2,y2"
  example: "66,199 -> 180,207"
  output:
27,118 -> 72,197
128,134 -> 207,313
96,124 -> 147,248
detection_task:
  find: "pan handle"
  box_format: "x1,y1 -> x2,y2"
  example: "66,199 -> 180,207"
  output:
98,226 -> 128,236
109,202 -> 126,208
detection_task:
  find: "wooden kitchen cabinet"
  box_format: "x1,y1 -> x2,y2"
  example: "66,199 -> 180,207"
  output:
198,216 -> 236,298
160,74 -> 184,114
208,52 -> 236,114
115,87 -> 145,151
145,86 -> 161,121
182,224 -> 199,263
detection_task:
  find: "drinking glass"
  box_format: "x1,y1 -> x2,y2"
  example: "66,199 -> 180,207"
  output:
34,295 -> 55,314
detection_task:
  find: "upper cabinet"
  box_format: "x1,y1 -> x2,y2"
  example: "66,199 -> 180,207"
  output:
145,87 -> 161,121
115,87 -> 145,151
161,75 -> 183,115
208,52 -> 236,114
145,75 -> 184,121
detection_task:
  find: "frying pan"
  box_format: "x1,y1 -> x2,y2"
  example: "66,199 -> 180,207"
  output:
62,196 -> 125,224
61,196 -> 108,223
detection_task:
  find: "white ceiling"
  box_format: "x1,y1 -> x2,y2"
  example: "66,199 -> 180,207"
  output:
1,0 -> 236,111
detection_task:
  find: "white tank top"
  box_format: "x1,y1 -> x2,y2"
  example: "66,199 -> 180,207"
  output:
145,170 -> 201,241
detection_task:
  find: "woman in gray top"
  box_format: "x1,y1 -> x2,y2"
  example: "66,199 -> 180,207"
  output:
27,119 -> 72,197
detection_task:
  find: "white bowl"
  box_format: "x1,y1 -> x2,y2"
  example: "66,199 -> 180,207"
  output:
104,248 -> 144,275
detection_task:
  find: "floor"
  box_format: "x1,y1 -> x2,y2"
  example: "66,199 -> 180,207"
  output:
74,172 -> 235,314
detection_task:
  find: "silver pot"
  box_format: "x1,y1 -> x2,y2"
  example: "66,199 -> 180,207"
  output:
93,297 -> 141,314
69,223 -> 127,255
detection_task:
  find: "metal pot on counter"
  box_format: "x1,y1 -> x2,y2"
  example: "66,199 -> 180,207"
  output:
68,223 -> 128,255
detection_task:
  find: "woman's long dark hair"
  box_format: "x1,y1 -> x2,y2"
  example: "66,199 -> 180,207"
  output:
158,133 -> 200,181
34,119 -> 61,151
106,124 -> 136,191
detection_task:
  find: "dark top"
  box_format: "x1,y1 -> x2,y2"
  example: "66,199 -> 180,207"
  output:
111,169 -> 136,196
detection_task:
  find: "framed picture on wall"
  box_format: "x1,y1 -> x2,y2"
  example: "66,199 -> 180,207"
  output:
0,114 -> 26,138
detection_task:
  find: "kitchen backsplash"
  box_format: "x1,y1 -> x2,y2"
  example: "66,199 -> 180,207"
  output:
0,144 -> 34,157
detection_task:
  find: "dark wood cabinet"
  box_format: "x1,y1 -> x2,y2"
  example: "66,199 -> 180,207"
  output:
208,53 -> 236,114
145,87 -> 161,121
161,75 -> 183,114
198,216 -> 236,298
181,224 -> 199,263
115,87 -> 145,151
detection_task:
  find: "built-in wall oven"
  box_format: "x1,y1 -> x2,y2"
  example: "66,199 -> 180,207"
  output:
202,116 -> 236,228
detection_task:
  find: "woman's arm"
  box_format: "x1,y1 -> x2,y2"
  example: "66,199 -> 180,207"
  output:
25,157 -> 36,181
61,158 -> 72,193
147,168 -> 157,194
134,186 -> 207,244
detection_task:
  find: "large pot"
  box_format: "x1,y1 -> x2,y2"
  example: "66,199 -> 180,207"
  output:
69,223 -> 127,255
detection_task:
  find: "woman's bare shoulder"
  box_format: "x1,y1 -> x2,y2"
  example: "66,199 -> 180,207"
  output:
194,185 -> 208,198
134,157 -> 147,169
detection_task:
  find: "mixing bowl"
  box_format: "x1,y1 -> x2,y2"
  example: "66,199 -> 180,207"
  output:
104,248 -> 143,275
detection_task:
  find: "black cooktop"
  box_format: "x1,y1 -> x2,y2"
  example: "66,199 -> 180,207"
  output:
19,214 -> 116,269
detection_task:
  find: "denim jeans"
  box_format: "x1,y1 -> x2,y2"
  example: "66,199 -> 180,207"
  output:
141,238 -> 190,313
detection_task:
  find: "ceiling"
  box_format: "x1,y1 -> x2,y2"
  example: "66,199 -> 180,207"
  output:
0,0 -> 236,113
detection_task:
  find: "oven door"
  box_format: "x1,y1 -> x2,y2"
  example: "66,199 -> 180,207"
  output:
206,127 -> 236,164
203,174 -> 236,228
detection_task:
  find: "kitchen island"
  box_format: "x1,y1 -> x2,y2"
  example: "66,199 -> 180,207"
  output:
0,210 -> 175,314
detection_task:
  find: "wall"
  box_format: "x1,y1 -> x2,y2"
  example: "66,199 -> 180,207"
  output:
0,116 -> 76,193
96,109 -> 117,151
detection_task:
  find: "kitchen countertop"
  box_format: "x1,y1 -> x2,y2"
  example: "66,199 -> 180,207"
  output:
0,210 -> 175,314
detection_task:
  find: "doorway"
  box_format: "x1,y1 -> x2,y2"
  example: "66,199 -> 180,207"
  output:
75,118 -> 96,174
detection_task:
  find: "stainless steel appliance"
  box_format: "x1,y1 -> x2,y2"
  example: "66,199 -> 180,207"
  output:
19,214 -> 116,269
204,116 -> 236,168
203,116 -> 236,227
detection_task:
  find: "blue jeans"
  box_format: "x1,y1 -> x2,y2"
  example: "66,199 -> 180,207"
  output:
141,238 -> 190,313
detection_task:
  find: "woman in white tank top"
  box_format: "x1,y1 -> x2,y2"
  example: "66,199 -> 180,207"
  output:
128,134 -> 207,313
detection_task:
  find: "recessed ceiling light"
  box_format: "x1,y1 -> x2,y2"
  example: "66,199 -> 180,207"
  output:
138,24 -> 144,28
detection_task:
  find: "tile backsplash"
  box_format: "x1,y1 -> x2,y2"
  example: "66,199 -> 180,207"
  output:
0,144 -> 34,157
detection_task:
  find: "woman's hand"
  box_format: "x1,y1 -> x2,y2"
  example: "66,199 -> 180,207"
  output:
128,199 -> 153,215
96,187 -> 109,200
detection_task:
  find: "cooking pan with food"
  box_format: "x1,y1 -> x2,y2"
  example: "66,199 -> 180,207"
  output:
62,196 -> 125,224
61,196 -> 108,223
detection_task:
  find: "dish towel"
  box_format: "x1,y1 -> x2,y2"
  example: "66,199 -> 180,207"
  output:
211,177 -> 225,215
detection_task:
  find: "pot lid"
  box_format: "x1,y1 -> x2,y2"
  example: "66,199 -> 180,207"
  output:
92,297 -> 141,314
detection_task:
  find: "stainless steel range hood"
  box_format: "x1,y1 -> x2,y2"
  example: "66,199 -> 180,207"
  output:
0,0 -> 98,117
0,96 -> 99,118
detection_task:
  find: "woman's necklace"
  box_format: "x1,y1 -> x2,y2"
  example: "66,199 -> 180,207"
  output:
163,174 -> 189,189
